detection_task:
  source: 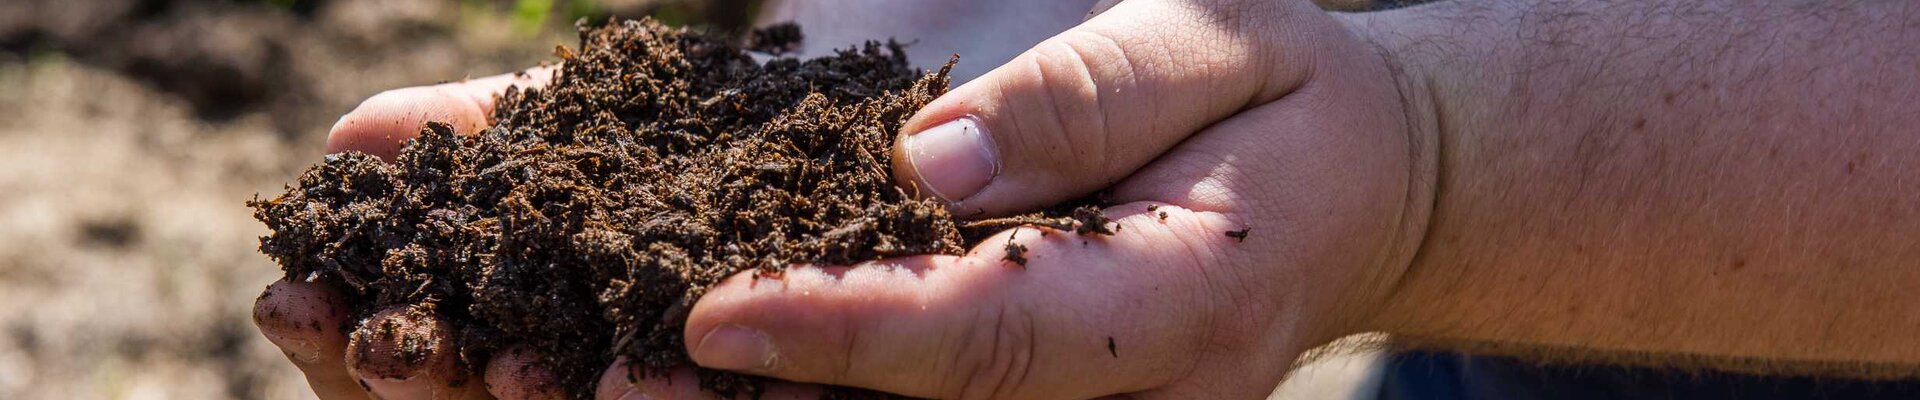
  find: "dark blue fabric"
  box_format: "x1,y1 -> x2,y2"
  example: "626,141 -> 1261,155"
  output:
1377,351 -> 1920,400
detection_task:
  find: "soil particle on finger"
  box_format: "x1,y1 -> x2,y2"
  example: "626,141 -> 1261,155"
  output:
250,18 -> 1101,399
1226,228 -> 1251,242
1001,228 -> 1030,267
1003,243 -> 1029,267
961,204 -> 1117,239
1070,205 -> 1115,235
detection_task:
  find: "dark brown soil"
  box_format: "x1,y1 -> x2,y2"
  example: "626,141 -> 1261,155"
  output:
250,18 -> 1107,398
1226,228 -> 1251,242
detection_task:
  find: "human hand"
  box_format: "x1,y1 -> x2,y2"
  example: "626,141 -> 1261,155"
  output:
253,0 -> 1439,397
251,1 -> 1104,398
676,0 -> 1434,398
252,67 -> 572,400
254,62 -> 834,399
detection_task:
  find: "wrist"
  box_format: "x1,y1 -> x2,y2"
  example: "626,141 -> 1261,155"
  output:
1331,4 -> 1480,333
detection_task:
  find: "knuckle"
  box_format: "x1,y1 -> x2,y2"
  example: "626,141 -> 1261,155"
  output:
1023,30 -> 1146,182
945,304 -> 1038,400
829,318 -> 858,384
1152,207 -> 1265,344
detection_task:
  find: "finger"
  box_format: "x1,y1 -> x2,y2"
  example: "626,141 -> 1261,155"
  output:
753,0 -> 1097,82
891,0 -> 1329,216
483,347 -> 566,400
593,360 -> 822,400
347,306 -> 494,400
683,204 -> 1293,399
327,66 -> 557,160
254,279 -> 370,400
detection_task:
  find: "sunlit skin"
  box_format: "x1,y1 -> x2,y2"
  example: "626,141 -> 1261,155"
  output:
255,0 -> 1920,399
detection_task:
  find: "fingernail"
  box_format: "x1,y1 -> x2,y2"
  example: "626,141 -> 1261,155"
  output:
271,336 -> 322,364
693,325 -> 776,371
363,377 -> 433,399
905,117 -> 998,202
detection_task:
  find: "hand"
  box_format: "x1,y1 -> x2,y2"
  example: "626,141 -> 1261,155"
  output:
255,62 -> 831,399
681,0 -> 1431,398
254,67 -> 573,400
254,0 -> 1438,398
252,1 -> 1105,398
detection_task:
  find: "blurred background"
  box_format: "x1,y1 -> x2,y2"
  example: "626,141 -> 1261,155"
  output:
0,0 -> 1391,398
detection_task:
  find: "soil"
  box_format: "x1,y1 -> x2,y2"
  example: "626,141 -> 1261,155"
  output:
250,18 -> 1107,398
1226,228 -> 1251,243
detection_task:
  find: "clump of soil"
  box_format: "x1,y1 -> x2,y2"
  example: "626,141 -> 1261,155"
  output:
250,18 -> 1107,398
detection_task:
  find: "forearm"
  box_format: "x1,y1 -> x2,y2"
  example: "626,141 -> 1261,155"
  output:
1352,0 -> 1920,371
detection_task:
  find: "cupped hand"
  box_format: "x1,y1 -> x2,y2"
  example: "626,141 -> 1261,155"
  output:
682,0 -> 1432,398
254,67 -> 570,400
254,63 -> 832,399
254,1 -> 1091,398
253,0 -> 1437,398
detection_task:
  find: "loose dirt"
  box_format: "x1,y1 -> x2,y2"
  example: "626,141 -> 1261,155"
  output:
251,18 -> 1107,398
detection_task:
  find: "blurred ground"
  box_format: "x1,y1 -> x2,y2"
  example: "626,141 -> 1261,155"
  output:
0,0 -> 1388,398
0,1 -> 663,398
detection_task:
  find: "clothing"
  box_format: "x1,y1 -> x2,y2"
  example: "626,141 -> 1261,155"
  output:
1376,351 -> 1920,400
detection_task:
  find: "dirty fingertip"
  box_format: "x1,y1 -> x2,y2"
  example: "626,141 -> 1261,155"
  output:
253,279 -> 348,364
347,305 -> 485,399
485,346 -> 566,400
348,306 -> 447,380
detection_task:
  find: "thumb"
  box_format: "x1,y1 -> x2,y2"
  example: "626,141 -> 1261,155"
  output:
326,66 -> 555,160
683,204 -> 1304,399
892,0 -> 1324,216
